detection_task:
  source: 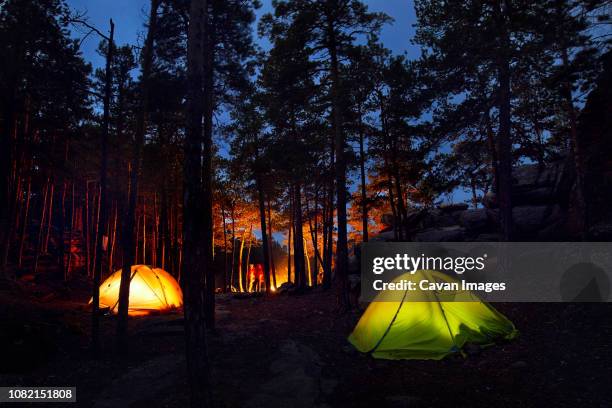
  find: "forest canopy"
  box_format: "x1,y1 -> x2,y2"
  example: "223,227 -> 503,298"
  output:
1,0 -> 610,301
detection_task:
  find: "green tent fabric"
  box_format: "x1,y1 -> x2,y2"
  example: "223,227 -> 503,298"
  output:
348,270 -> 518,360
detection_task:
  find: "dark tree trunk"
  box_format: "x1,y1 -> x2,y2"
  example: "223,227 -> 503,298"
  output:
316,0 -> 348,298
91,184 -> 100,280
221,202 -> 228,292
287,194 -> 292,285
44,182 -> 54,254
322,145 -> 334,290
485,110 -> 499,194
561,47 -> 586,239
3,109 -> 28,272
141,199 -> 147,264
245,227 -> 253,291
84,180 -> 90,277
257,176 -> 271,293
92,19 -> 114,353
202,8 -> 215,329
358,110 -> 368,242
495,2 -> 513,241
267,197 -> 277,289
293,182 -> 306,289
108,202 -> 118,274
387,178 -> 399,240
152,198 -> 156,265
378,92 -> 399,240
17,176 -> 31,269
230,205 -> 236,290
57,180 -> 66,279
238,225 -> 249,292
183,0 -> 212,405
0,81 -> 17,278
393,168 -> 408,239
32,177 -> 50,275
117,1 -> 158,349
327,20 -> 350,311
65,180 -> 75,279
134,201 -> 141,265
471,178 -> 479,209
308,191 -> 321,285
160,186 -> 170,270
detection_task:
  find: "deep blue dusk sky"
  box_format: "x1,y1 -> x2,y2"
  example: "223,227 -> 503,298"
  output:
65,1 -> 467,204
66,0 -> 419,70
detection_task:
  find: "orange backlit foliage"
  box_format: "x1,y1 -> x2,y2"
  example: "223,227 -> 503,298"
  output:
348,174 -> 395,243
215,184 -> 334,293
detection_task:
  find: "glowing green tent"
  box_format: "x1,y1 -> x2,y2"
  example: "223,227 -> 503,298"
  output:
348,270 -> 518,360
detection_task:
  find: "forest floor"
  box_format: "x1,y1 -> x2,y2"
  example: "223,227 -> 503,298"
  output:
1,280 -> 611,408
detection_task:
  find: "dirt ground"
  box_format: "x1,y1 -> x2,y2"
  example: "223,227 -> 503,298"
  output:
1,281 -> 611,408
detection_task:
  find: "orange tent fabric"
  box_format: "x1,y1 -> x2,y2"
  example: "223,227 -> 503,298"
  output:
90,265 -> 183,315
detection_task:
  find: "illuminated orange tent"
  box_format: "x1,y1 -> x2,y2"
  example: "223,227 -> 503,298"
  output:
90,265 -> 183,315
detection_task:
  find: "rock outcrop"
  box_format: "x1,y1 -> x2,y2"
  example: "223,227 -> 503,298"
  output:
371,53 -> 612,243
371,160 -> 591,242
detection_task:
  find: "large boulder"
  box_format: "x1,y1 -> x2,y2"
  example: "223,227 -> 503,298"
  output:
533,205 -> 567,240
512,162 -> 563,188
438,203 -> 468,212
482,191 -> 497,209
404,208 -> 429,231
474,233 -> 501,242
348,253 -> 360,274
513,186 -> 559,206
420,208 -> 458,230
580,51 -> 612,228
415,226 -> 466,242
512,205 -> 550,234
381,209 -> 430,233
277,282 -> 296,294
483,161 -> 568,208
380,213 -> 396,228
459,209 -> 491,233
369,230 -> 397,242
479,205 -> 567,239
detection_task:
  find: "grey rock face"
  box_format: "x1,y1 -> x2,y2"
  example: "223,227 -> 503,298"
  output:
415,226 -> 466,242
